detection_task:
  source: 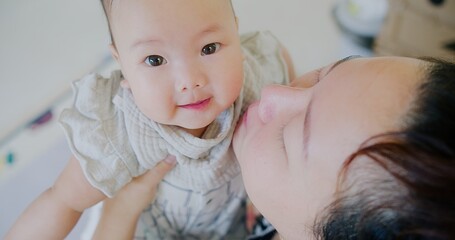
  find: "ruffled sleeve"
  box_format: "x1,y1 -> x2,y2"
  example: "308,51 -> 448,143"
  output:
240,31 -> 291,110
59,71 -> 146,197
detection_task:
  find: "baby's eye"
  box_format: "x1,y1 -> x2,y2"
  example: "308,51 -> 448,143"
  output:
201,43 -> 220,56
145,55 -> 167,66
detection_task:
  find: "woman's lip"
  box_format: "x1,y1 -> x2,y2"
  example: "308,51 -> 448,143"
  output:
179,98 -> 211,110
235,109 -> 247,134
240,108 -> 248,125
237,102 -> 256,131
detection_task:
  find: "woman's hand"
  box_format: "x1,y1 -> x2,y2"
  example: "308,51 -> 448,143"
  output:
107,155 -> 176,211
92,156 -> 176,240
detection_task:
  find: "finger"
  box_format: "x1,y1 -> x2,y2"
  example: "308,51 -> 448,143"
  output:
140,155 -> 176,184
246,199 -> 260,232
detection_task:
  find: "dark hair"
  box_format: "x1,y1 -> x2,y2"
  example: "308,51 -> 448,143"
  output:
314,58 -> 455,240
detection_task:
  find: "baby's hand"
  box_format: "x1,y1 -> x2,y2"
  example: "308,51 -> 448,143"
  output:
246,199 -> 260,232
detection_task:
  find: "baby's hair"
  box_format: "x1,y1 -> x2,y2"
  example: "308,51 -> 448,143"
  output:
99,0 -> 235,46
100,0 -> 115,45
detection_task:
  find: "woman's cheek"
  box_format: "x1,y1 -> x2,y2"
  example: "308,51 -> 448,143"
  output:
241,160 -> 266,201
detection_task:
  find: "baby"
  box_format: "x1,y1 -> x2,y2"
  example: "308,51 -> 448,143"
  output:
6,0 -> 293,239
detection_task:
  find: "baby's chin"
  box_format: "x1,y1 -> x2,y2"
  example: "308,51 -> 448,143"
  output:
162,117 -> 212,130
175,118 -> 221,136
175,112 -> 222,130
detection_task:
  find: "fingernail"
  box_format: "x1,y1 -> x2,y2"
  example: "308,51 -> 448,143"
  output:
164,155 -> 177,165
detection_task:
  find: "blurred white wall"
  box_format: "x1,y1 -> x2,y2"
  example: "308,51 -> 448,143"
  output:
0,0 -> 113,141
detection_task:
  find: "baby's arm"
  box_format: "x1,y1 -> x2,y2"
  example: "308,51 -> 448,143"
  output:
5,155 -> 106,240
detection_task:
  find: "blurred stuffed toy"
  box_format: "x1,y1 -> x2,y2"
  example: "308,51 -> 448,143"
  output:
374,0 -> 455,59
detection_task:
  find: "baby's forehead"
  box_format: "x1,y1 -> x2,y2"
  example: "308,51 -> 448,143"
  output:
106,0 -> 234,16
108,0 -> 235,27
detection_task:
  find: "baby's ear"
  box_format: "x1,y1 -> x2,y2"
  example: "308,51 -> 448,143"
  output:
120,79 -> 130,89
109,44 -> 119,62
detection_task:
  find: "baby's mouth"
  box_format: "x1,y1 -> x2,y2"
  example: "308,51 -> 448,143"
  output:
179,98 -> 211,109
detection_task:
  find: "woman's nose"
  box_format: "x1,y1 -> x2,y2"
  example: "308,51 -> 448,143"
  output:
258,85 -> 308,123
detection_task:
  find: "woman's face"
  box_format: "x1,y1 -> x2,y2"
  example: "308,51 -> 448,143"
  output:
233,56 -> 423,238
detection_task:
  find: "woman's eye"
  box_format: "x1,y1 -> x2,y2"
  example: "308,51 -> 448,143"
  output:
201,43 -> 220,56
145,55 -> 167,66
314,67 -> 324,82
277,124 -> 288,156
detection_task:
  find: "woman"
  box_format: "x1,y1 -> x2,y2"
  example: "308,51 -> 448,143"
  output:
94,56 -> 455,239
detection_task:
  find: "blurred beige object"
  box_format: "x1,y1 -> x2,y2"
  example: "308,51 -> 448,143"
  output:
374,0 -> 455,59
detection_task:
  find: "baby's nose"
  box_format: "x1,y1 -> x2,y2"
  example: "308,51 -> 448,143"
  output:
175,63 -> 207,92
178,81 -> 203,92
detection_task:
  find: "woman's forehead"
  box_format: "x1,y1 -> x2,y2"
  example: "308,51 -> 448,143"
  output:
308,57 -> 421,157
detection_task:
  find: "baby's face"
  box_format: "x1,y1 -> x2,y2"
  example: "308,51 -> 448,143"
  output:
109,0 -> 243,133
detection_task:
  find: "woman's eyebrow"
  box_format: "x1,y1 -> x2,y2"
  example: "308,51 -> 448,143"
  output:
324,55 -> 362,77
